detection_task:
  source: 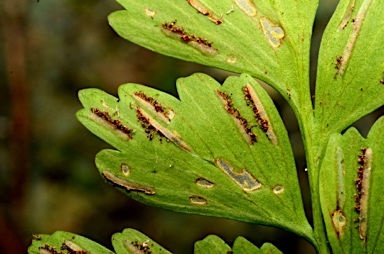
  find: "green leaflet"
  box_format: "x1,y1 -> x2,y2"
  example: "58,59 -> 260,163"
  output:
76,73 -> 314,243
194,235 -> 283,254
232,237 -> 282,254
28,228 -> 282,254
315,0 -> 384,143
108,0 -> 317,114
320,117 -> 384,253
112,229 -> 171,254
194,235 -> 232,254
27,231 -> 113,254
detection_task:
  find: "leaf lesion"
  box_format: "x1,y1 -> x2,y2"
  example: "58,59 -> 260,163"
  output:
102,170 -> 156,195
161,20 -> 218,55
217,89 -> 258,144
90,107 -> 135,139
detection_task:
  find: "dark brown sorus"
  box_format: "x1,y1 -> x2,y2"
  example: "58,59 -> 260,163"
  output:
135,109 -> 166,141
354,148 -> 367,214
134,91 -> 166,113
162,20 -> 213,47
91,108 -> 134,139
243,86 -> 269,132
217,90 -> 257,144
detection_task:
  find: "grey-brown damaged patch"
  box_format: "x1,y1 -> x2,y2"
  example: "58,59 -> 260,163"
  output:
189,195 -> 207,205
216,158 -> 262,192
233,0 -> 257,17
260,17 -> 285,48
121,163 -> 131,176
162,20 -> 218,55
187,0 -> 222,24
338,0 -> 356,30
336,147 -> 346,209
102,171 -> 155,195
196,178 -> 215,188
336,0 -> 373,77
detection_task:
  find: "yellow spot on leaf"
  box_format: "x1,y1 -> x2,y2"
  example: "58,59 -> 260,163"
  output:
332,209 -> 347,238
272,185 -> 284,195
226,55 -> 237,64
145,8 -> 156,18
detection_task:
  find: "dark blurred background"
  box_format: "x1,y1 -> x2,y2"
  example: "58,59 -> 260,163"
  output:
2,0 -> 379,253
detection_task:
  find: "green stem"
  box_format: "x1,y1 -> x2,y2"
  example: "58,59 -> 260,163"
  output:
294,83 -> 330,254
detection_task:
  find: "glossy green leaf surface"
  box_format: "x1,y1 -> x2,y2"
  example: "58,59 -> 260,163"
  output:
76,73 -> 313,242
108,0 -> 318,111
27,231 -> 113,254
112,228 -> 171,254
320,117 -> 384,253
315,0 -> 384,140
